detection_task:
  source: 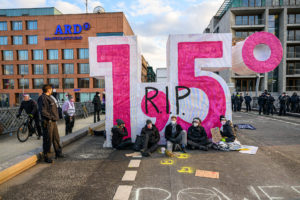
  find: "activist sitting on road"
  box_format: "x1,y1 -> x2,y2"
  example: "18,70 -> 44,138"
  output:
187,117 -> 211,151
165,116 -> 187,153
140,119 -> 160,157
219,115 -> 236,142
111,119 -> 133,150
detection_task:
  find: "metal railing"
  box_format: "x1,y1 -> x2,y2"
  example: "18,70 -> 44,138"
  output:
0,102 -> 95,135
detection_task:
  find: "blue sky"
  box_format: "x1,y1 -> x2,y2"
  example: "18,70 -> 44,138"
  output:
1,0 -> 223,69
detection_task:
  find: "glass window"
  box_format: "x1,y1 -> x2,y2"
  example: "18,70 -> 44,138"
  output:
287,46 -> 295,58
63,49 -> 73,60
19,79 -> 29,89
3,65 -> 14,75
79,93 -> 95,102
48,64 -> 59,74
255,0 -> 262,6
78,78 -> 90,88
296,14 -> 300,24
0,36 -> 8,45
249,0 -> 255,6
236,16 -> 242,25
32,50 -> 43,60
13,36 -> 22,45
27,20 -> 37,30
296,62 -> 300,74
78,48 -> 89,59
33,79 -> 44,89
296,30 -> 300,40
93,78 -> 105,88
289,14 -> 295,24
78,63 -> 89,74
249,16 -> 255,25
242,31 -> 248,38
18,64 -> 28,75
235,31 -> 242,37
3,79 -> 14,89
63,78 -> 74,89
48,78 -> 59,88
235,79 -> 241,92
0,21 -> 7,31
27,35 -> 37,44
33,64 -> 43,75
3,50 -> 13,60
12,21 -> 22,30
18,50 -> 28,60
296,46 -> 300,57
63,64 -> 74,74
242,16 -> 248,25
47,49 -> 58,60
255,15 -> 260,25
242,0 -> 249,6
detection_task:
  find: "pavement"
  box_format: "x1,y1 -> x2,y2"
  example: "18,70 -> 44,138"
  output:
0,115 -> 104,164
0,112 -> 300,200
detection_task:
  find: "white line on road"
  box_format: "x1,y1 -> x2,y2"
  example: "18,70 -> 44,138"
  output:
128,160 -> 141,168
242,112 -> 300,126
122,170 -> 137,181
113,185 -> 133,200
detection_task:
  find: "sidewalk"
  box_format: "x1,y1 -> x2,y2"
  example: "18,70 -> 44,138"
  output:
0,115 -> 104,164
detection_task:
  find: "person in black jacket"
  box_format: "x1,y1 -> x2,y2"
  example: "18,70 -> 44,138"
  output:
234,94 -> 241,112
140,119 -> 160,157
266,93 -> 275,115
111,119 -> 132,150
258,93 -> 266,115
164,116 -> 187,153
92,92 -> 101,123
38,84 -> 64,163
291,92 -> 299,113
187,117 -> 211,151
244,93 -> 252,112
279,92 -> 288,116
17,94 -> 42,139
231,94 -> 236,112
220,115 -> 236,142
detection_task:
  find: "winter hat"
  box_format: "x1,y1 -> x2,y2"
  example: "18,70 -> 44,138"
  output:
220,115 -> 226,121
146,119 -> 152,125
116,119 -> 124,126
96,92 -> 100,95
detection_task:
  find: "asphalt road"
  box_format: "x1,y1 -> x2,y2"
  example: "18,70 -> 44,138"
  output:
0,112 -> 299,200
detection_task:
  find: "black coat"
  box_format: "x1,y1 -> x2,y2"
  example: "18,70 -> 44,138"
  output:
18,99 -> 38,116
291,95 -> 299,104
187,125 -> 208,143
92,95 -> 102,111
258,95 -> 266,105
165,123 -> 183,141
38,93 -> 59,121
141,125 -> 160,144
220,121 -> 236,142
244,96 -> 252,104
279,95 -> 288,105
111,126 -> 128,148
266,96 -> 275,105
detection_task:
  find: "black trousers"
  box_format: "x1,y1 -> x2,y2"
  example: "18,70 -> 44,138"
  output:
259,105 -> 264,115
142,134 -> 159,153
246,103 -> 251,112
115,138 -> 133,150
42,120 -> 62,157
266,104 -> 273,115
94,110 -> 100,123
29,116 -> 42,136
65,116 -> 75,135
187,140 -> 211,150
279,105 -> 286,116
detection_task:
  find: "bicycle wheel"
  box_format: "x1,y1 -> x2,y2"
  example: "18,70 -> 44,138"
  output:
17,122 -> 30,142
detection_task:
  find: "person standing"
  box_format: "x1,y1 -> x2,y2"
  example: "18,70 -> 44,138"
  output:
266,93 -> 275,115
231,94 -> 236,112
235,94 -> 241,112
62,95 -> 76,135
92,92 -> 101,123
279,92 -> 288,116
258,93 -> 265,115
38,84 -> 64,163
291,92 -> 299,113
239,93 -> 244,111
244,93 -> 252,112
16,94 -> 42,139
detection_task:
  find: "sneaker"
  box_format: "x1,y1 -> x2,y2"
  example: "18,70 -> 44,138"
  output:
44,157 -> 53,163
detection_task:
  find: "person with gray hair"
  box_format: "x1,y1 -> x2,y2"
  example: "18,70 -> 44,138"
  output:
62,94 -> 76,135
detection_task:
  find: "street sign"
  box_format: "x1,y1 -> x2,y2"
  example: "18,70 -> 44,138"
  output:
74,89 -> 80,92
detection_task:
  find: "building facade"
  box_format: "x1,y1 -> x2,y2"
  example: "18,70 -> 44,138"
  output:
205,0 -> 300,96
0,7 -> 148,107
147,66 -> 156,82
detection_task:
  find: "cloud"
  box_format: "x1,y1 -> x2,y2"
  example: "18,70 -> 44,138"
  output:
0,0 -> 46,8
54,1 -> 84,14
130,0 -> 173,16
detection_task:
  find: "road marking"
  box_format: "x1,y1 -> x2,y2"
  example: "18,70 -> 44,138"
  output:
212,187 -> 232,200
122,170 -> 137,181
249,186 -> 262,200
257,186 -> 284,200
135,187 -> 171,200
113,185 -> 133,200
128,160 -> 141,168
243,113 -> 300,126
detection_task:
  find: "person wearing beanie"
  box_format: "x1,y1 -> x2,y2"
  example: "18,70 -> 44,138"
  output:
219,115 -> 236,142
111,119 -> 133,150
140,119 -> 160,157
187,117 -> 211,151
92,92 -> 102,123
62,94 -> 76,135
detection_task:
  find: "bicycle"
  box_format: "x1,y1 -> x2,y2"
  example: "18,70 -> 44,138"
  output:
17,116 -> 39,142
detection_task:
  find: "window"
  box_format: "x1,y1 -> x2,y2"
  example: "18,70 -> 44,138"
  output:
236,15 -> 262,25
235,78 -> 256,91
48,78 -> 59,88
288,30 -> 300,41
63,64 -> 74,74
0,36 -> 7,45
236,16 -> 242,25
18,50 -> 28,60
12,21 -> 22,30
78,78 -> 90,88
13,36 -> 22,45
33,79 -> 44,89
3,50 -> 13,61
242,16 -> 248,25
63,78 -> 74,89
3,65 -> 14,75
47,49 -> 58,60
27,35 -> 37,44
33,64 -> 43,75
27,20 -> 37,30
288,14 -> 295,24
0,21 -> 7,31
18,64 -> 28,75
287,62 -> 300,75
249,0 -> 255,6
255,0 -> 262,6
297,14 -> 300,24
32,50 -> 43,60
78,63 -> 89,74
78,48 -> 89,59
19,79 -> 29,89
287,78 -> 300,91
48,64 -> 59,74
63,49 -> 73,60
235,31 -> 257,38
79,93 -> 95,102
3,79 -> 14,89
249,16 -> 255,25
242,0 -> 249,6
93,78 -> 105,88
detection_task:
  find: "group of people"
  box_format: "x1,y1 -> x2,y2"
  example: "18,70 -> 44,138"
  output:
231,93 -> 252,112
111,115 -> 236,157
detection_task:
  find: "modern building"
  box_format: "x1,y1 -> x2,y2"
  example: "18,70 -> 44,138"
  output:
204,0 -> 300,96
0,7 -> 148,107
156,68 -> 167,82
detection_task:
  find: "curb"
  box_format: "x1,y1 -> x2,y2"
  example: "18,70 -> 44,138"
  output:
0,121 -> 105,185
241,107 -> 300,118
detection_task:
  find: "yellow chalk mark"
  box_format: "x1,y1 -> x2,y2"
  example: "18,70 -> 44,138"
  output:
177,167 -> 194,174
160,159 -> 175,165
176,153 -> 191,159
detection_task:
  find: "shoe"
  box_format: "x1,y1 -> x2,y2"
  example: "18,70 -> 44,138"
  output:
55,154 -> 66,159
44,157 -> 53,163
142,152 -> 150,157
165,150 -> 175,157
181,146 -> 187,153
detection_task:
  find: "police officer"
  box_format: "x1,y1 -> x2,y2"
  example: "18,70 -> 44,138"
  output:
92,92 -> 101,123
244,93 -> 252,112
235,94 -> 241,111
278,92 -> 288,116
258,93 -> 266,115
239,93 -> 244,111
16,94 -> 42,139
266,93 -> 275,115
231,93 -> 236,111
62,95 -> 76,135
291,92 -> 299,113
38,84 -> 64,163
